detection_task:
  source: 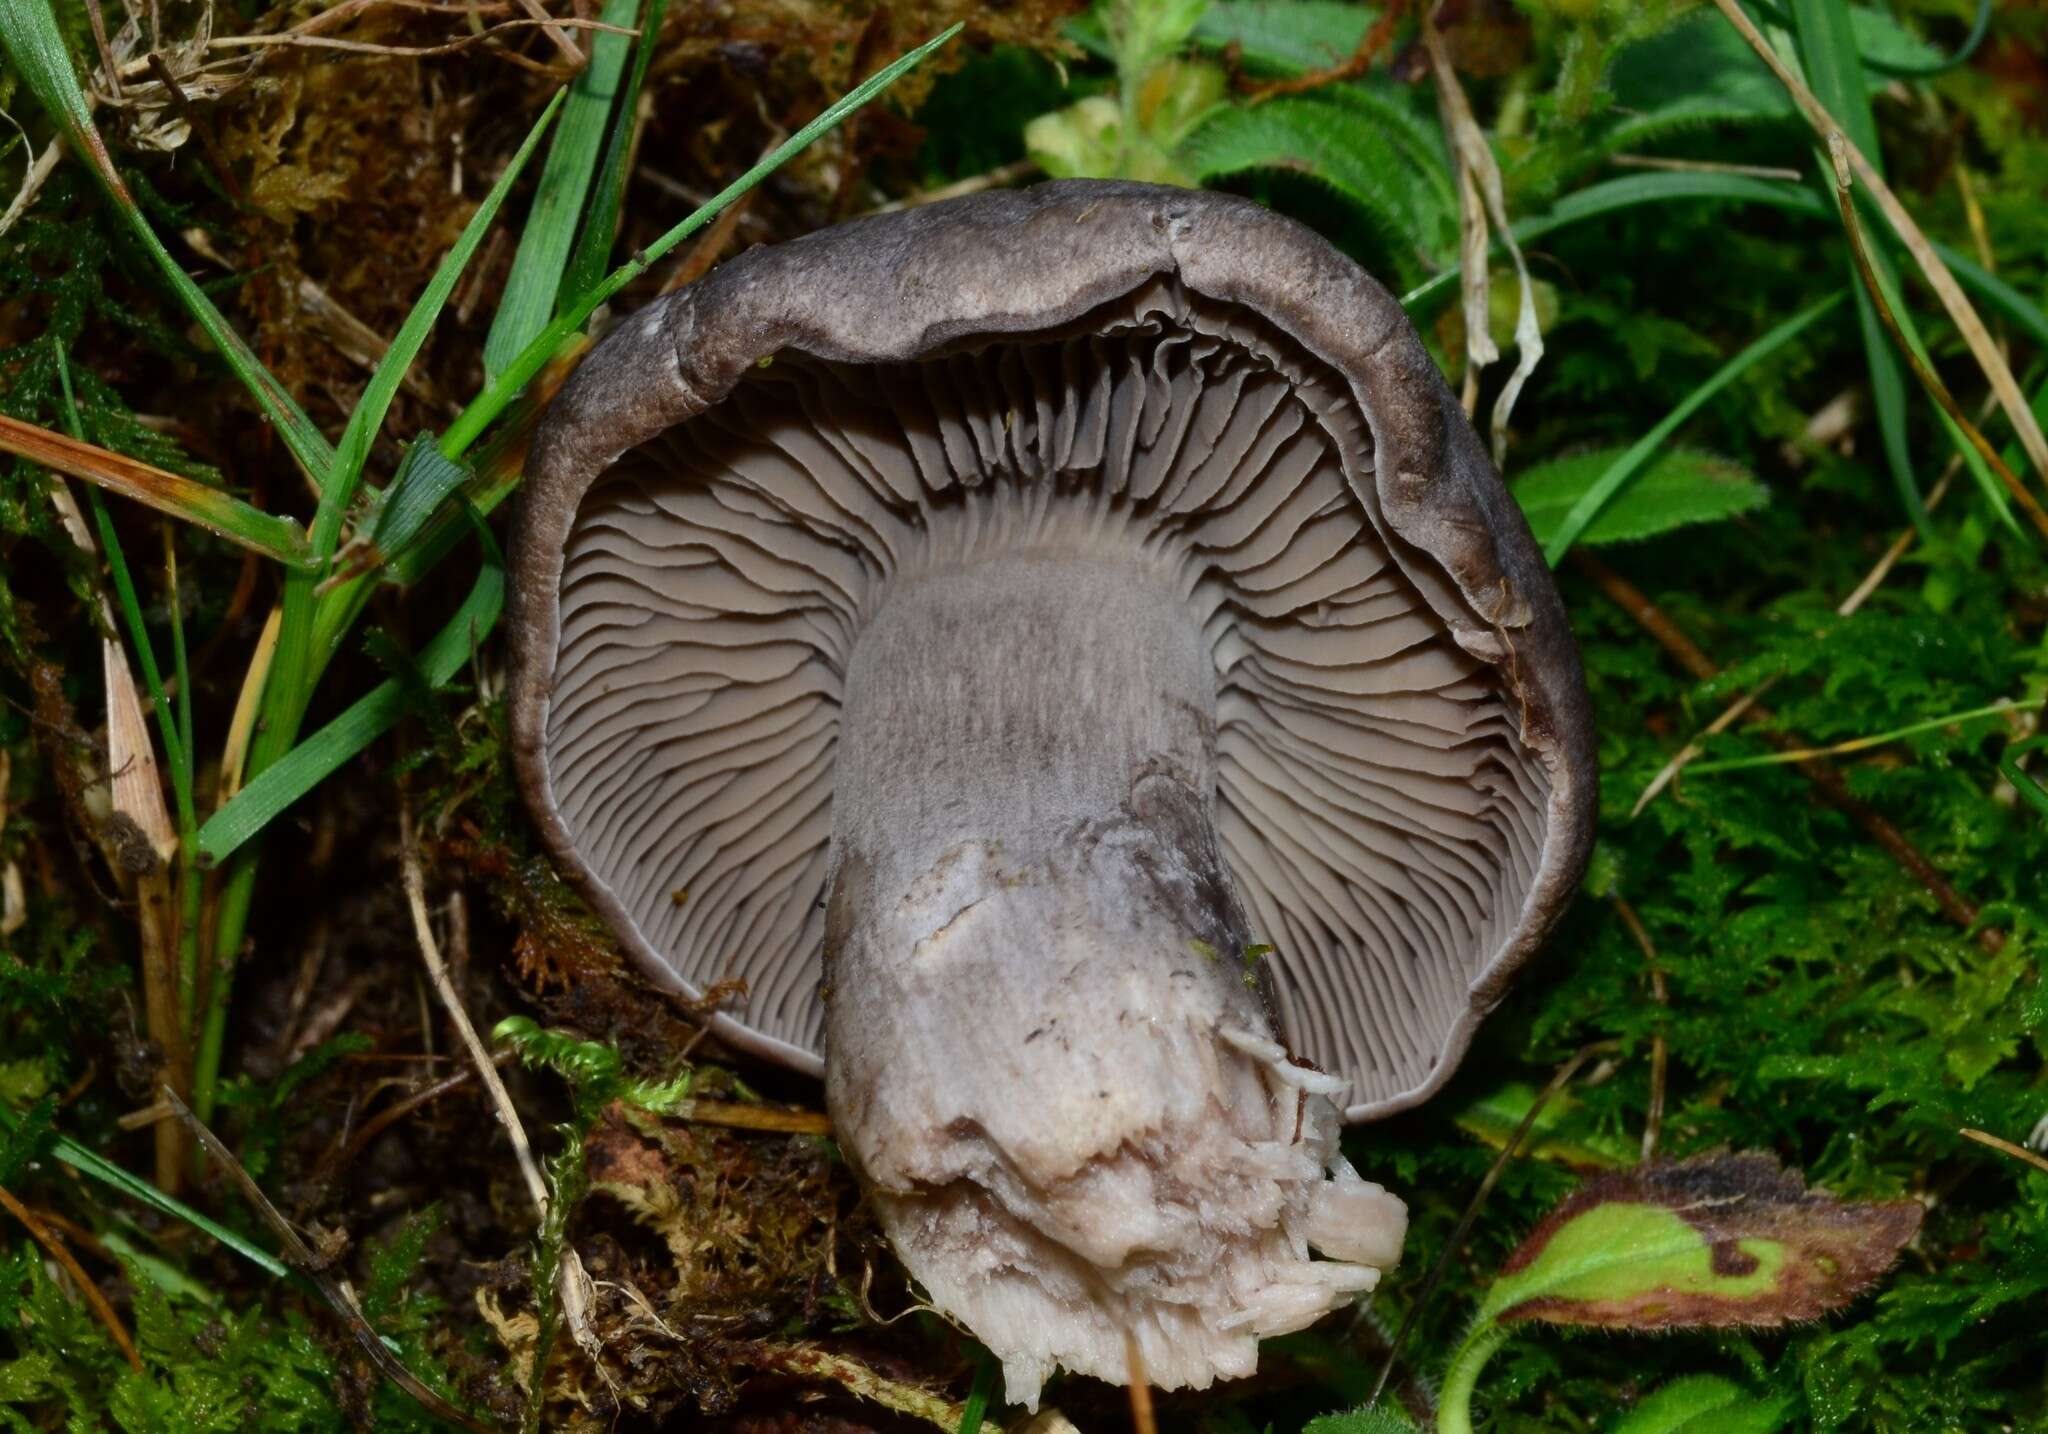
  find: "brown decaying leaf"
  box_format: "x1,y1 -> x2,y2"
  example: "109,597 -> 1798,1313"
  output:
1496,1151 -> 1922,1330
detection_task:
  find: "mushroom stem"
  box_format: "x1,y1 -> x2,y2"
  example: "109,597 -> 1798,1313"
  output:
822,539 -> 1406,1407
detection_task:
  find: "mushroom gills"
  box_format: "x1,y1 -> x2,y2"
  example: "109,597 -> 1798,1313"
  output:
539,274 -> 1566,1400
823,543 -> 1406,1409
546,277 -> 1554,1117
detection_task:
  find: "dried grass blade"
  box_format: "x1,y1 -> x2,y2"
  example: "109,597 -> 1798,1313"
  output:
1709,0 -> 2048,492
1827,137 -> 2048,543
0,413 -> 312,565
1421,5 -> 1540,465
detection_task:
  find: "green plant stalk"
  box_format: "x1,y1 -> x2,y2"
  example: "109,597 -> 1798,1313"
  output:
164,524 -> 205,1031
58,342 -> 207,1078
1542,290 -> 1848,563
440,23 -> 962,458
485,0 -> 641,381
189,29 -> 958,1120
188,96 -> 567,1121
1433,1322 -> 1509,1434
1682,699 -> 2025,775
562,0 -> 672,303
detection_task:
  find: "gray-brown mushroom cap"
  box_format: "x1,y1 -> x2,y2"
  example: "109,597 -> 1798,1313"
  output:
508,178 -> 1596,1125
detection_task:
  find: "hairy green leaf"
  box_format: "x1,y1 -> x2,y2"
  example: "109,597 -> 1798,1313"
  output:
1514,448 -> 1768,549
1610,1375 -> 1793,1434
1189,0 -> 1374,75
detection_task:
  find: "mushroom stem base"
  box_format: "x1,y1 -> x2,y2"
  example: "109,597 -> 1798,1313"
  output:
821,542 -> 1407,1407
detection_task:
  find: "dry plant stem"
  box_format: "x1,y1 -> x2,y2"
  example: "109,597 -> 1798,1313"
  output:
1576,553 -> 2003,953
1367,1041 -> 1621,1408
0,1182 -> 142,1372
1634,468 -> 1960,815
0,137 -> 63,240
1828,137 -> 2048,542
206,15 -> 629,57
1124,1337 -> 1158,1434
295,277 -> 451,409
158,1089 -> 500,1434
1614,898 -> 1668,1161
1708,0 -> 2048,490
870,158 -> 1042,213
397,811 -> 604,1374
1610,153 -> 1801,182
728,1343 -> 965,1430
78,0 -> 121,98
1959,1127 -> 2048,1177
1421,4 -> 1541,467
669,1098 -> 831,1135
1242,0 -> 1406,102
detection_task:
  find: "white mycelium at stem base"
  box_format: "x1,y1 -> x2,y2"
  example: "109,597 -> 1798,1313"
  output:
820,532 -> 1408,1409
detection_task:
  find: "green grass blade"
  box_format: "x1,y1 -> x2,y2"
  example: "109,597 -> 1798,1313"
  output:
483,0 -> 641,384
195,542 -> 505,866
320,89 -> 567,549
442,23 -> 963,459
0,1100 -> 291,1280
1542,291 -> 1847,565
365,437 -> 474,568
1790,0 -> 1924,526
562,0 -> 671,303
0,0 -> 334,486
55,343 -> 195,821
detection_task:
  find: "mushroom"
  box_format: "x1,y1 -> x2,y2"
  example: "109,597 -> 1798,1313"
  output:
508,180 -> 1595,1407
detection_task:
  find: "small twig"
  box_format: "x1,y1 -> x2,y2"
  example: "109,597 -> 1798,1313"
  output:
1708,0 -> 2048,492
1828,136 -> 2048,543
295,276 -> 452,411
0,138 -> 64,241
1369,1041 -> 1620,1407
1613,898 -> 1667,1161
506,0 -> 587,67
870,159 -> 1041,214
1578,553 -> 2003,953
79,0 -> 124,99
727,1342 -> 965,1430
1958,1127 -> 2048,1178
1634,467 -> 1960,816
159,1088 -> 499,1433
665,1097 -> 831,1135
398,809 -> 606,1384
206,16 -> 631,56
1124,1335 -> 1157,1434
0,1182 -> 142,1372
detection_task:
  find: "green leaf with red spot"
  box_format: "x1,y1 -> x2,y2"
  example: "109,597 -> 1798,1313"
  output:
1479,1152 -> 1921,1331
